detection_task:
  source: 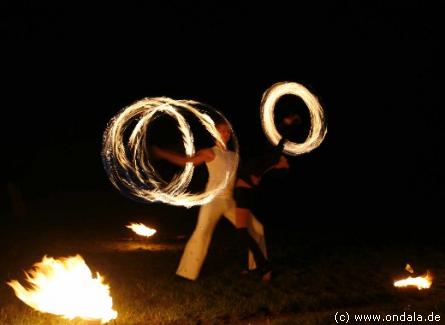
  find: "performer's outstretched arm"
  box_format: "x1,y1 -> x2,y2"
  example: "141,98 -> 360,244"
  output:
152,146 -> 215,166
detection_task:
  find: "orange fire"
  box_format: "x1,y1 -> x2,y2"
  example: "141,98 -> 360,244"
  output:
405,263 -> 414,274
394,264 -> 432,290
7,255 -> 118,323
126,222 -> 157,237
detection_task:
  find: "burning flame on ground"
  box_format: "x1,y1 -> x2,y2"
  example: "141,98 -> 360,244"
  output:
394,264 -> 432,290
126,222 -> 157,237
7,255 -> 118,323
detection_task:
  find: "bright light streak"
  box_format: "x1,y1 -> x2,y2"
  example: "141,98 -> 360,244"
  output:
102,97 -> 238,207
260,81 -> 327,156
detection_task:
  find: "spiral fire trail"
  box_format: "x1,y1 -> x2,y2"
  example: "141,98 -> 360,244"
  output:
102,97 -> 238,208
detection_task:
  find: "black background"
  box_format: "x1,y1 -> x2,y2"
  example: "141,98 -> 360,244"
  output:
1,1 -> 443,226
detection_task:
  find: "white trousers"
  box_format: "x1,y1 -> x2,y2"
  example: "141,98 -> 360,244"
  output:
176,196 -> 267,280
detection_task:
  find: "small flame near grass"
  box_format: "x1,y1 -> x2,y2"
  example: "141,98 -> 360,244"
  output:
394,264 -> 432,290
126,222 -> 157,238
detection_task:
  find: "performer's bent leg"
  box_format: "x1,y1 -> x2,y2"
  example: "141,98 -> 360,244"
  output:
236,207 -> 271,279
223,201 -> 268,271
247,214 -> 267,270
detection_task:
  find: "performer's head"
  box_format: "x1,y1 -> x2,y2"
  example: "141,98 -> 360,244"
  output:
216,122 -> 231,145
282,112 -> 301,126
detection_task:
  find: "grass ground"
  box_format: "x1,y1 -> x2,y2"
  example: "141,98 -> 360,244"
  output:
1,191 -> 445,324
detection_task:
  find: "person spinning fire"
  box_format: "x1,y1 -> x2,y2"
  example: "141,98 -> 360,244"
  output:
233,112 -> 301,281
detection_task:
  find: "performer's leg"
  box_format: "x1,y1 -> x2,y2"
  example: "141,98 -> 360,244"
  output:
247,213 -> 267,270
176,199 -> 225,280
223,200 -> 267,270
236,207 -> 271,280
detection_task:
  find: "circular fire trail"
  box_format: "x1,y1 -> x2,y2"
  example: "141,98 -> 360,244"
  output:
260,81 -> 327,156
102,97 -> 238,207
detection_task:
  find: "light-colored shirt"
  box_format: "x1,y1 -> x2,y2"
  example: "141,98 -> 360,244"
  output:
205,146 -> 236,198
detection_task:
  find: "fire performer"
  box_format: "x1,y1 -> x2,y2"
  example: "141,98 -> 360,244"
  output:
152,118 -> 267,280
234,112 -> 300,281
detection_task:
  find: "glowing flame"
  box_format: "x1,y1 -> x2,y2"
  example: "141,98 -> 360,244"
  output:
405,263 -> 414,274
102,97 -> 239,208
260,81 -> 327,156
394,265 -> 433,290
126,222 -> 157,237
7,255 -> 118,323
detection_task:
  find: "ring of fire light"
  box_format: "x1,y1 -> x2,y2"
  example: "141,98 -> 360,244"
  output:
102,97 -> 238,207
260,81 -> 327,156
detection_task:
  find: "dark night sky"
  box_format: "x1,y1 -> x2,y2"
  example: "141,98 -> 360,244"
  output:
1,1 -> 443,221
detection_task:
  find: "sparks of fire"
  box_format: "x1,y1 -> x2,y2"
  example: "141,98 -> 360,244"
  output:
394,267 -> 433,290
126,222 -> 157,237
7,255 -> 118,323
405,263 -> 414,274
260,81 -> 327,156
102,97 -> 239,208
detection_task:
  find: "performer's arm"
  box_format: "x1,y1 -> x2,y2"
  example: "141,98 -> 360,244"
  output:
152,146 -> 215,166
